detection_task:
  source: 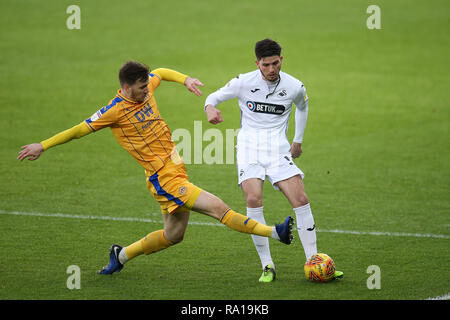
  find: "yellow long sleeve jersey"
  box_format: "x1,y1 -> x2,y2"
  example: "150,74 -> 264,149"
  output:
41,68 -> 188,175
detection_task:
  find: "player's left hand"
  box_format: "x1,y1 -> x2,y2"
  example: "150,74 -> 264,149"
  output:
17,143 -> 44,162
185,77 -> 204,96
290,142 -> 303,158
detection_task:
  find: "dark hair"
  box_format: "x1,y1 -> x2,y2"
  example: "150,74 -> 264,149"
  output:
119,61 -> 150,86
254,39 -> 282,60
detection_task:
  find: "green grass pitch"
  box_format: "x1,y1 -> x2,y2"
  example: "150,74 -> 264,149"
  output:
0,0 -> 449,301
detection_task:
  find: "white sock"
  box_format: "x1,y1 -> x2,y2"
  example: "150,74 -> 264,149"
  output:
118,248 -> 128,264
271,227 -> 280,240
247,207 -> 275,269
294,203 -> 317,260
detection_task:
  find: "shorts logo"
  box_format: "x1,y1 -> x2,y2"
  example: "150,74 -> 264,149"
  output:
178,186 -> 187,196
284,156 -> 294,165
246,101 -> 285,115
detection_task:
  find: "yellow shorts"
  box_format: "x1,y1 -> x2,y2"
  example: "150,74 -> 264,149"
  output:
146,160 -> 202,214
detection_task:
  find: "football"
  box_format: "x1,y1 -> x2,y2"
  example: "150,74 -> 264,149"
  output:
304,253 -> 336,282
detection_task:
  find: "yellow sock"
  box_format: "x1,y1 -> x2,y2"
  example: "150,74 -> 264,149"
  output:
124,239 -> 143,261
125,229 -> 173,260
220,209 -> 273,237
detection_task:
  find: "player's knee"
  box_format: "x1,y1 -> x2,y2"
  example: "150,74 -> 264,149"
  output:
245,194 -> 263,208
201,195 -> 229,220
163,225 -> 187,245
297,193 -> 309,206
165,231 -> 185,245
169,234 -> 184,245
212,197 -> 228,215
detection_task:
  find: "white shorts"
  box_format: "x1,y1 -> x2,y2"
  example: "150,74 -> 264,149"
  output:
237,153 -> 304,190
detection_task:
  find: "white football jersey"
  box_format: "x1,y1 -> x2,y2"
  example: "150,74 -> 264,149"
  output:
205,69 -> 308,158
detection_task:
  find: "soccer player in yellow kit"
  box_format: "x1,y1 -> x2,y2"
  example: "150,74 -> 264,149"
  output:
17,61 -> 294,275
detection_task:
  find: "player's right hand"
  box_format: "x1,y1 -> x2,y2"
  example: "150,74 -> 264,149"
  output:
205,105 -> 223,125
17,143 -> 44,162
185,77 -> 204,96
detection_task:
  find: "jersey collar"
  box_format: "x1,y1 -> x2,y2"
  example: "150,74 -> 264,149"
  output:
258,72 -> 282,99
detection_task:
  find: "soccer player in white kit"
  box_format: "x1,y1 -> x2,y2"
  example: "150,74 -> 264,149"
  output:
204,39 -> 342,282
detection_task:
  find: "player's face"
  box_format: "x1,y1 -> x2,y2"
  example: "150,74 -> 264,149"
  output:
256,55 -> 283,82
128,78 -> 149,103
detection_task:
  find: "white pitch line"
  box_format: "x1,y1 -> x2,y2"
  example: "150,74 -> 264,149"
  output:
1,209 -> 449,239
0,210 -> 222,227
425,293 -> 450,300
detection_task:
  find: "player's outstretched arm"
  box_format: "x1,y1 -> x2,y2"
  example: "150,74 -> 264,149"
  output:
17,122 -> 91,162
203,75 -> 240,125
152,68 -> 204,96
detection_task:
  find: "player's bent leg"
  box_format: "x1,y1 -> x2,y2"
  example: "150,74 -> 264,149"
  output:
98,227 -> 176,275
242,178 -> 276,279
191,190 -> 293,244
276,175 -> 317,259
190,189 -> 229,220
163,208 -> 190,244
191,190 -> 270,235
276,174 -> 309,208
128,208 -> 190,258
98,210 -> 190,275
247,207 -> 274,269
140,229 -> 174,255
241,178 -> 264,208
